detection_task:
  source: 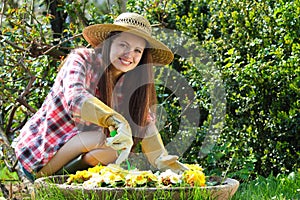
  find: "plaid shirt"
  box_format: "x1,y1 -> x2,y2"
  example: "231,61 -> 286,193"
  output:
15,48 -> 105,173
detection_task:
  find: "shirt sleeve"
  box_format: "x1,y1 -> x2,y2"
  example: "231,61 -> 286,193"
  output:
59,49 -> 96,118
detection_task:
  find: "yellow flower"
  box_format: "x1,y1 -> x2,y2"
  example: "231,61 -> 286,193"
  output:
135,174 -> 148,185
125,170 -> 158,187
185,164 -> 203,171
88,165 -> 104,173
67,170 -> 93,184
182,165 -> 206,187
125,174 -> 137,187
100,164 -> 127,178
106,164 -> 127,174
126,171 -> 143,187
146,172 -> 159,183
102,171 -> 124,185
67,163 -> 206,188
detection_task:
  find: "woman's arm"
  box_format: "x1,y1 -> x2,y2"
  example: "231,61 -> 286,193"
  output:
142,122 -> 188,173
59,49 -> 96,118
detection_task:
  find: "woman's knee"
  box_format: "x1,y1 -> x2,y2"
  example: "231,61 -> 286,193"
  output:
83,148 -> 118,166
71,131 -> 107,152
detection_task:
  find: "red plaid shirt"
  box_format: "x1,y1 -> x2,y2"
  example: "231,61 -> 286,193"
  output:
15,48 -> 105,173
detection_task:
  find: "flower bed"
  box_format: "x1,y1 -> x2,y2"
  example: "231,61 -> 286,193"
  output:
67,164 -> 206,188
34,164 -> 239,200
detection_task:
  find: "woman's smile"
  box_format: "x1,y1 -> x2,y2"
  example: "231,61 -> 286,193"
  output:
119,56 -> 132,66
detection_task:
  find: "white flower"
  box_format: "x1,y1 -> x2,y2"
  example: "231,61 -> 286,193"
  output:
159,169 -> 182,185
82,174 -> 103,189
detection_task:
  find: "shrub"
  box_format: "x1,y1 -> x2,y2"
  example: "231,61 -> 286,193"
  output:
127,0 -> 300,179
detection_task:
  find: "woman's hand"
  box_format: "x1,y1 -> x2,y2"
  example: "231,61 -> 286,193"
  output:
141,124 -> 188,174
155,155 -> 188,174
106,116 -> 133,164
80,97 -> 133,164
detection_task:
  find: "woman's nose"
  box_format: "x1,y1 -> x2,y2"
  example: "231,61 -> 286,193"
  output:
123,49 -> 133,57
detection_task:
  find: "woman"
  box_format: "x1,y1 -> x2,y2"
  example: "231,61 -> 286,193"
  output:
15,12 -> 187,182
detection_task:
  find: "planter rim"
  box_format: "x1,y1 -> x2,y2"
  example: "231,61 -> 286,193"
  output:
34,175 -> 240,200
35,175 -> 239,191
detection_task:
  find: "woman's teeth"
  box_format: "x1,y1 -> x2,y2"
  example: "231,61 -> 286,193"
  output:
120,58 -> 131,65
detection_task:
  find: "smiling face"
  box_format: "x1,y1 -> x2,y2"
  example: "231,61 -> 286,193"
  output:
109,32 -> 146,74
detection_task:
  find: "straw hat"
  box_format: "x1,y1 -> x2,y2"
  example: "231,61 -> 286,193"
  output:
82,12 -> 174,65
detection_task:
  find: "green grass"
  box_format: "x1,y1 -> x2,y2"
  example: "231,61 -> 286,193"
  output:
232,172 -> 300,200
0,163 -> 19,181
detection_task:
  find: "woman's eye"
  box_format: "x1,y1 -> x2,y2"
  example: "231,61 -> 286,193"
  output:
120,43 -> 127,48
135,49 -> 142,53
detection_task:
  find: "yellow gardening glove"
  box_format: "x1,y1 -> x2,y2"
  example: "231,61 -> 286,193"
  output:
81,97 -> 133,164
155,155 -> 189,174
141,125 -> 188,174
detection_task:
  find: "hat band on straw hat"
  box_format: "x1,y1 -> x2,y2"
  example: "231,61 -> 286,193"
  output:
114,17 -> 152,35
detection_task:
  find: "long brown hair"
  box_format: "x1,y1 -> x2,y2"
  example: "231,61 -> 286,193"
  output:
97,32 -> 157,150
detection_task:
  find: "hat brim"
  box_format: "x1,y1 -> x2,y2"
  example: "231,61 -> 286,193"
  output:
82,24 -> 174,66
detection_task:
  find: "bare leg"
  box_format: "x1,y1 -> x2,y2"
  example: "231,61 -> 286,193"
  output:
82,148 -> 118,166
36,131 -> 117,177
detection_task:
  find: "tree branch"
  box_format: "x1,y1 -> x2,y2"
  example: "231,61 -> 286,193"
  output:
5,106 -> 17,136
43,33 -> 82,56
19,66 -> 36,98
1,127 -> 19,175
0,35 -> 27,52
0,127 -> 10,146
16,98 -> 37,114
0,0 -> 6,28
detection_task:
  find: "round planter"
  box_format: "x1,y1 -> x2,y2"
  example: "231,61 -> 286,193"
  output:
34,175 -> 239,200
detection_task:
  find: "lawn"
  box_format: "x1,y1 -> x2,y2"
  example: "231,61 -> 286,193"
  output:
232,171 -> 300,200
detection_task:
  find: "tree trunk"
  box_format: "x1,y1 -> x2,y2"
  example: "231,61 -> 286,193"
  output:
45,0 -> 68,42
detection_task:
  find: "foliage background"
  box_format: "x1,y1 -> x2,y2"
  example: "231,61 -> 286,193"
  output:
0,0 -> 299,182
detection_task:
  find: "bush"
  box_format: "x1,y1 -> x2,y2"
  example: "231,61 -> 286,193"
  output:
204,0 -> 300,179
127,0 -> 300,180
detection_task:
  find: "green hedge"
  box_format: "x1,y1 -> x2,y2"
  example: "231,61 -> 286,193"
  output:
127,0 -> 300,180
